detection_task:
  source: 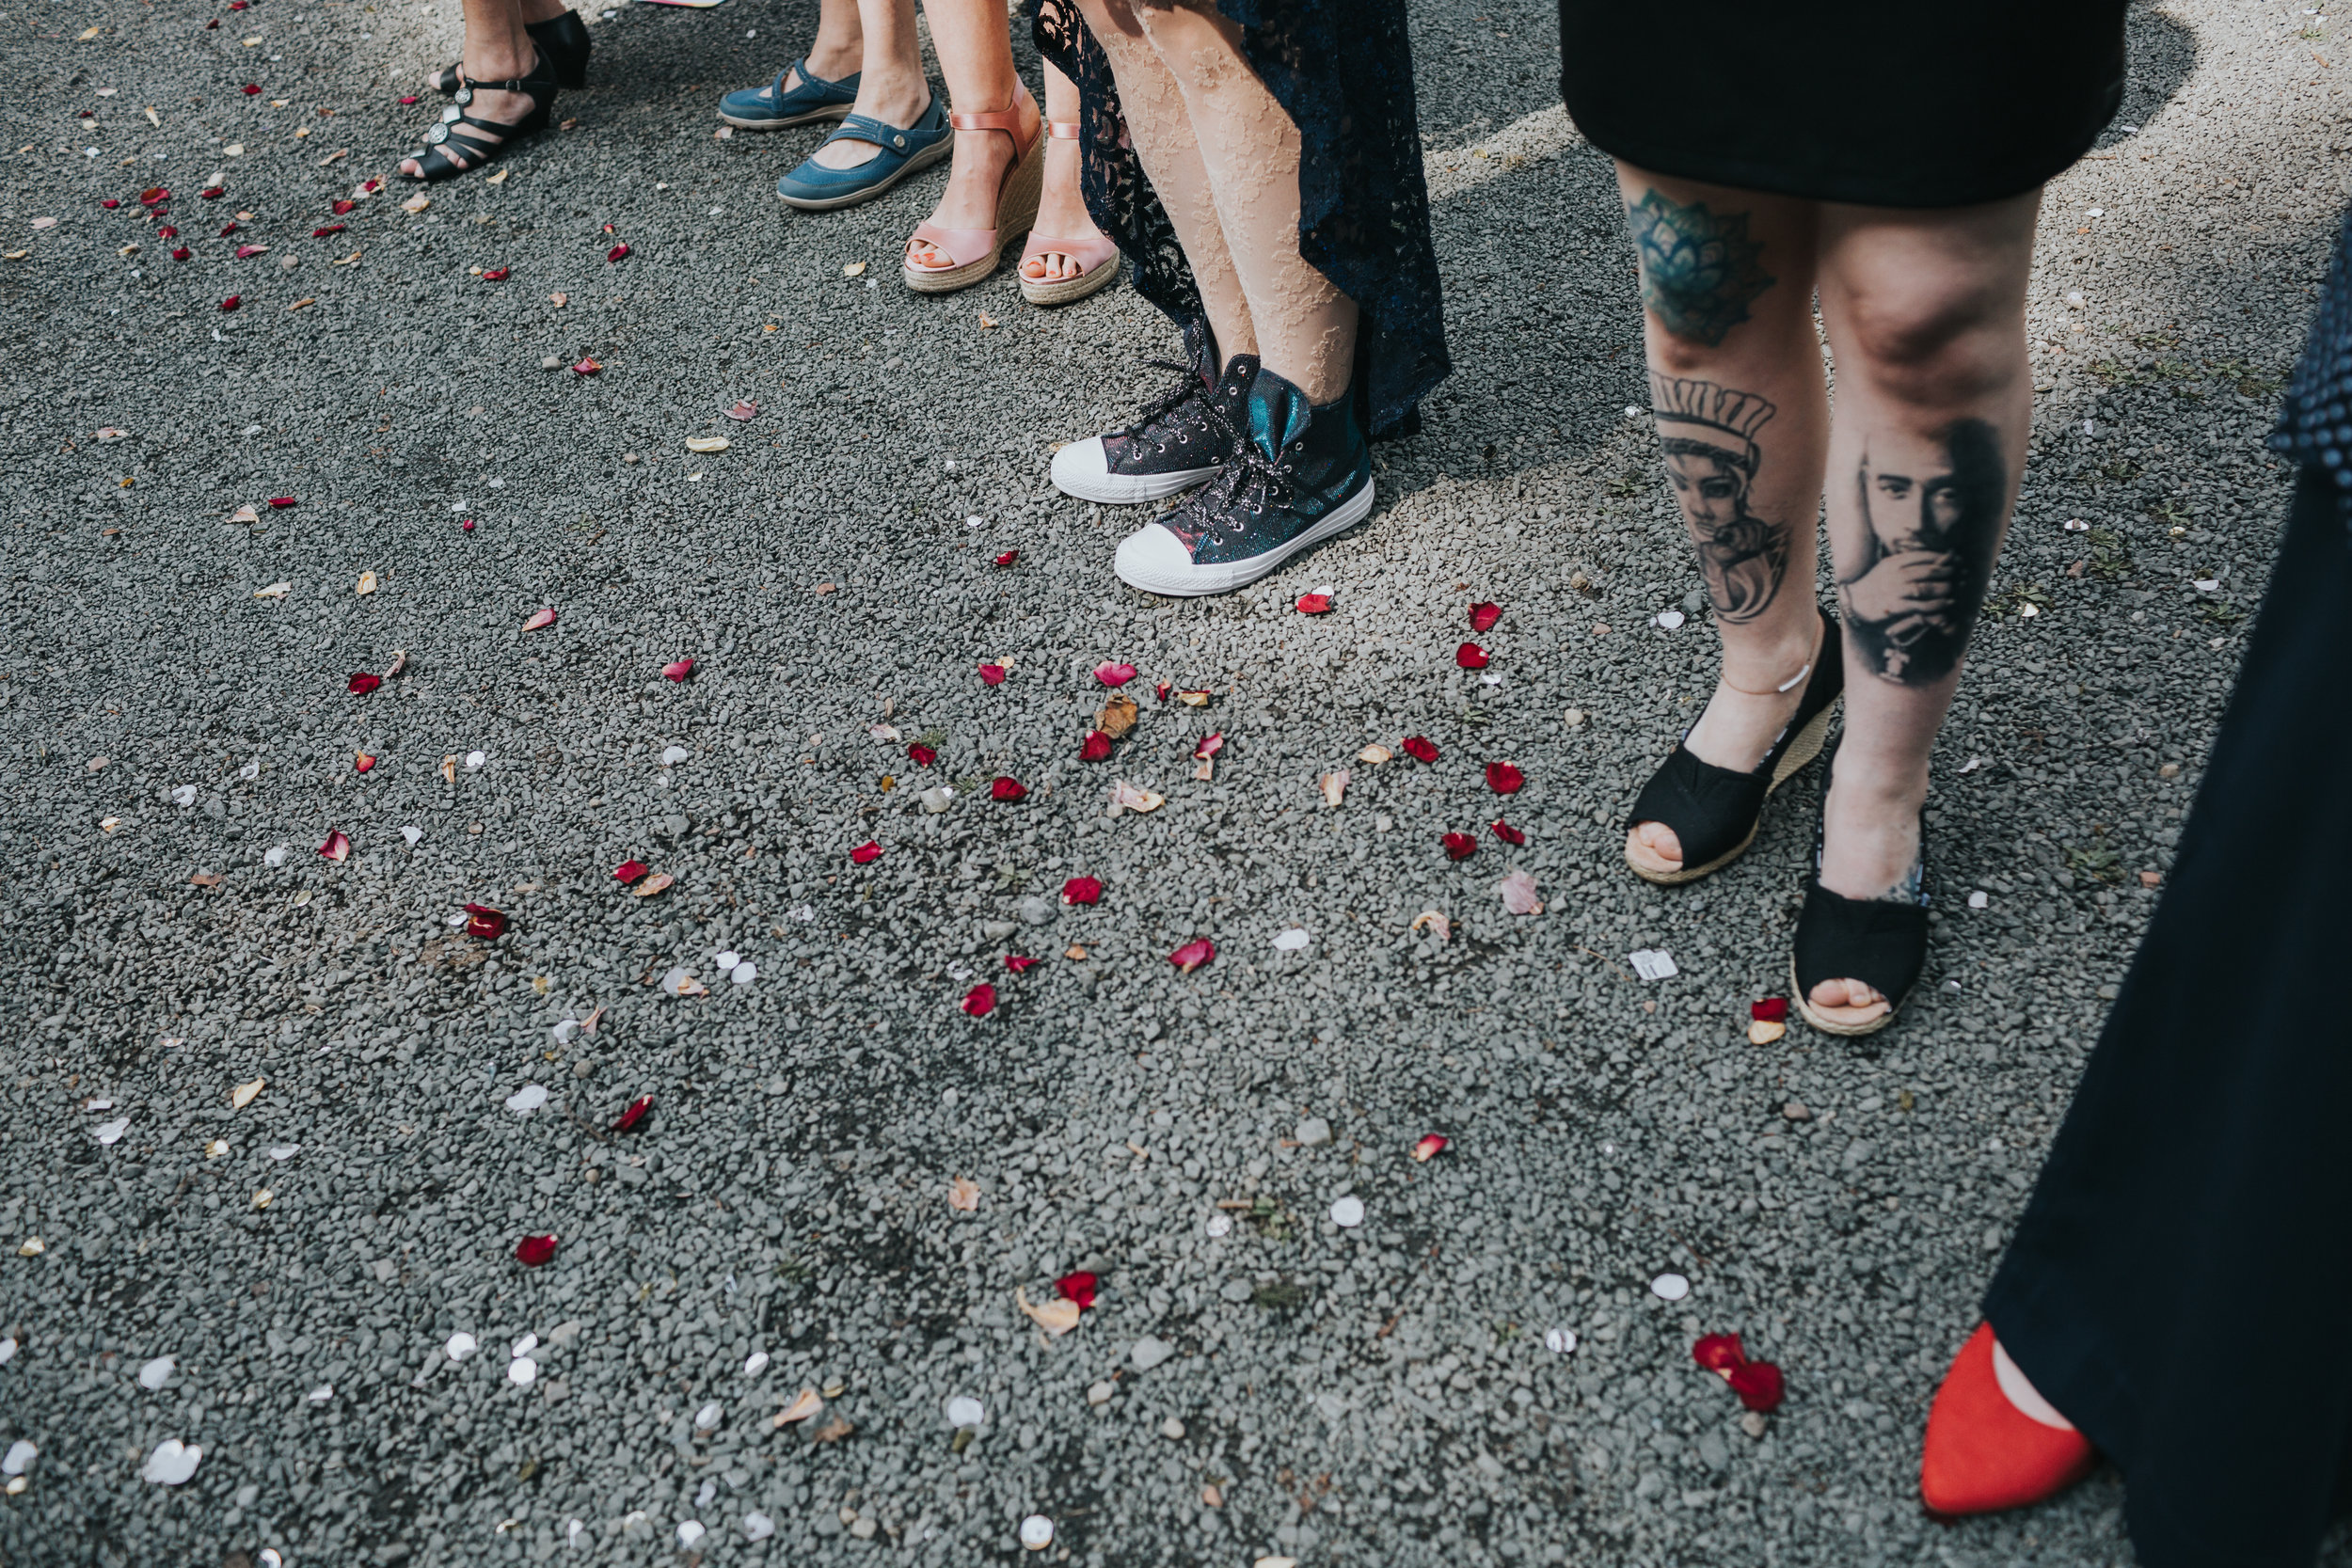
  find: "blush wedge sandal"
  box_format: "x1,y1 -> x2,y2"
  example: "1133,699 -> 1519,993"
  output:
1017,120 -> 1121,306
901,82 -> 1044,295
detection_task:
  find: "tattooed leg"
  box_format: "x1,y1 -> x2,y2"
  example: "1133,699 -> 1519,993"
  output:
1614,166 -> 1826,876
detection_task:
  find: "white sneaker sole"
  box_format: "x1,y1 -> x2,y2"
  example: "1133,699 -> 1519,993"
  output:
1051,436 -> 1221,505
1114,477 -> 1377,597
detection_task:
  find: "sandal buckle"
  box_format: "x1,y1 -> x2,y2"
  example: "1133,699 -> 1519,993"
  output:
424,122 -> 450,145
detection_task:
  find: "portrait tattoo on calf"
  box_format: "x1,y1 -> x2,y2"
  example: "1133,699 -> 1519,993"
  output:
1626,189 -> 1775,346
1651,374 -> 1789,623
1837,419 -> 2008,686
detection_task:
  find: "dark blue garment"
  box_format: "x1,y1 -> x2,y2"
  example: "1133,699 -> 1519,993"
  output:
1030,0 -> 1449,442
2270,208 -> 2352,523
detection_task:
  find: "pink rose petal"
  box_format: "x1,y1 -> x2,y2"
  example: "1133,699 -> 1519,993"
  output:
318,831 -> 351,862
1168,938 -> 1215,974
1061,876 -> 1102,906
521,607 -> 558,632
661,657 -> 693,682
961,982 -> 996,1018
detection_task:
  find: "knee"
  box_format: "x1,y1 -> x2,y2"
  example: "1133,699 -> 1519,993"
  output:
1836,276 -> 2019,408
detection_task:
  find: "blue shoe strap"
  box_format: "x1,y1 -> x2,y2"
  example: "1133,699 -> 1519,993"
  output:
821,102 -> 944,156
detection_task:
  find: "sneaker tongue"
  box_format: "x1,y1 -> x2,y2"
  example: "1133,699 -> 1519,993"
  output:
1246,368 -> 1311,461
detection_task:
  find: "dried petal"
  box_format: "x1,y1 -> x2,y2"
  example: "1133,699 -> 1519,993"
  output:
991,776 -> 1027,802
977,661 -> 1007,686
1194,732 -> 1224,761
612,859 -> 648,884
311,223 -> 344,237
1175,689 -> 1211,706
385,650 -> 408,677
850,841 -> 882,865
994,550 -> 1018,567
685,436 -> 729,453
1441,832 -> 1476,862
200,185 -> 226,199
1456,642 -> 1490,670
267,499 -> 299,511
570,356 -> 601,375
773,1388 -> 824,1425
1096,693 -> 1138,738
1152,681 -> 1171,704
1168,938 -> 1215,974
170,246 -> 191,261
353,569 -> 377,595
1061,877 -> 1103,906
347,672 -> 381,695
1693,1333 -> 1747,1373
354,752 -> 376,775
1498,868 -> 1542,915
464,903 -> 508,940
610,1095 -> 652,1133
1748,1020 -> 1788,1045
1016,1288 -> 1080,1337
1357,744 -> 1392,765
230,1076 -> 265,1110
1486,761 -> 1525,795
661,657 -> 694,683
726,399 -> 759,420
1491,819 -> 1526,846
1054,1271 -> 1099,1309
606,243 -> 630,262
521,607 -> 558,632
481,266 -> 510,282
1469,601 -> 1502,632
1109,781 -> 1164,813
1750,997 -> 1789,1022
331,198 -> 357,215
906,743 -> 938,767
318,830 -> 351,862
961,982 -> 997,1018
633,872 -> 675,898
1005,954 -> 1041,974
947,1177 -> 981,1212
1319,769 -> 1348,807
1411,1133 -> 1449,1163
233,243 -> 265,259
1295,593 -> 1332,614
514,1233 -> 558,1268
219,294 -> 241,311
1402,736 -> 1439,764
1411,910 -> 1452,942
1728,1360 -> 1786,1413
1094,661 -> 1138,688
1079,730 -> 1112,762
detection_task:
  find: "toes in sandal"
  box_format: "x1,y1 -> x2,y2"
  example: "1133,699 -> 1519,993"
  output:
404,54 -> 559,183
901,82 -> 1044,294
1790,758 -> 1931,1039
1623,605 -> 1844,886
719,56 -> 860,130
776,92 -> 951,213
431,9 -> 589,94
1016,120 -> 1120,306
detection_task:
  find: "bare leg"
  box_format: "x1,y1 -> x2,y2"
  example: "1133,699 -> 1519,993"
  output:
517,0 -> 565,24
1613,165 -> 1829,877
1070,0 -> 1253,361
808,0 -> 928,171
1132,1 -> 1352,402
1806,191 -> 2041,1025
792,0 -> 866,88
399,0 -> 532,178
907,0 -> 1037,268
1025,58 -> 1111,282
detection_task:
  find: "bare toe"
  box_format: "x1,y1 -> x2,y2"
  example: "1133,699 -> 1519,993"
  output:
1807,978 -> 1889,1026
1625,820 -> 1683,875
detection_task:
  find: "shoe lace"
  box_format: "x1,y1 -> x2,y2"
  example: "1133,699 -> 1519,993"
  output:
1192,440 -> 1293,531
1123,360 -> 1231,449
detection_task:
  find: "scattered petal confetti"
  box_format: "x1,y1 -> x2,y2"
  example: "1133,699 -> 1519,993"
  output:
1080,730 -> 1113,762
1319,769 -> 1348,807
1486,761 -> 1525,794
1544,1327 -> 1579,1354
1357,744 -> 1392,765
1005,955 -> 1041,974
1650,1273 -> 1691,1302
610,1096 -> 652,1133
1110,781 -> 1164,813
1273,927 -> 1311,952
353,568 -> 377,595
774,1388 -> 823,1425
660,745 -> 690,766
1469,601 -> 1502,632
1194,732 -> 1224,762
354,752 -> 376,775
1729,1360 -> 1786,1412
694,1402 -> 723,1432
1168,938 -> 1215,974
480,266 -> 510,282
948,1178 -> 981,1212
1,1441 -> 33,1476
571,356 -> 601,375
1967,890 -> 1990,910
230,1077 -> 265,1111
606,243 -> 630,262
514,1233 -> 558,1268
1062,877 -> 1103,906
1295,593 -> 1332,614
347,672 -> 381,695
1750,998 -> 1788,1022
1629,948 -> 1677,981
744,1513 -> 776,1543
990,776 -> 1027,802
1329,1196 -> 1365,1227
141,1440 -> 202,1486
907,742 -> 938,766
946,1395 -> 985,1428
95,1116 -> 132,1146
521,607 -> 557,632
1456,642 -> 1490,670
1441,832 -> 1476,862
961,983 -> 997,1018
1094,661 -> 1138,688
170,784 -> 199,808
16,1238 -> 42,1258
726,399 -> 759,420
1749,1018 -> 1788,1045
1020,1515 -> 1055,1550
254,581 -> 290,598
850,841 -> 882,865
1402,736 -> 1439,764
1098,693 -> 1139,737
503,1084 -> 548,1116
977,661 -> 1008,686
1016,1289 -> 1079,1337
1411,910 -> 1451,942
994,550 -> 1019,567
1693,1333 -> 1746,1372
1498,868 -> 1543,915
661,657 -> 694,683
1491,818 -> 1526,846
507,1356 -> 538,1387
464,904 -> 508,940
1412,1133 -> 1449,1163
446,1332 -> 480,1361
686,436 -> 729,453
1054,1271 -> 1099,1309
220,294 -> 242,311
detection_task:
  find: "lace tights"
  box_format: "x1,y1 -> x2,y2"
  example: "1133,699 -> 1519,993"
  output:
1070,0 -> 1356,404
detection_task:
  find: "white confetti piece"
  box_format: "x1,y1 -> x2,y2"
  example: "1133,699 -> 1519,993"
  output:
676,1522 -> 706,1548
1,1441 -> 34,1477
510,1334 -> 538,1359
1958,756 -> 1985,774
1629,948 -> 1678,981
141,1439 -> 201,1485
1967,890 -> 1990,910
1019,1516 -> 1055,1550
138,1356 -> 173,1389
945,1395 -> 985,1428
503,1084 -> 548,1116
1272,927 -> 1310,952
0,1338 -> 16,1365
730,961 -> 757,986
694,1402 -> 723,1432
660,745 -> 690,766
1654,609 -> 1686,630
2193,578 -> 2218,593
1650,1273 -> 1692,1302
267,1144 -> 300,1162
94,1117 -> 131,1146
402,825 -> 422,847
264,845 -> 289,867
168,784 -> 197,808
1544,1327 -> 1579,1354
507,1357 -> 538,1387
743,1352 -> 770,1379
466,751 -> 486,770
307,1384 -> 333,1405
445,1332 -> 479,1362
1205,1213 -> 1232,1238
1329,1196 -> 1365,1228
743,1513 -> 775,1543
714,950 -> 739,971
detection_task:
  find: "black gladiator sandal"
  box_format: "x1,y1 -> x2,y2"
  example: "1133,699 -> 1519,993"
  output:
1624,604 -> 1844,886
429,10 -> 591,94
403,53 -> 560,183
1789,751 -> 1931,1039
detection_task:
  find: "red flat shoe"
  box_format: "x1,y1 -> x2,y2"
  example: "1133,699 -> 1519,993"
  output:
1920,1323 -> 2097,1516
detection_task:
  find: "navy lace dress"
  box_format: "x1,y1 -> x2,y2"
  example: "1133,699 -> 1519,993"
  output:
1030,0 -> 1449,441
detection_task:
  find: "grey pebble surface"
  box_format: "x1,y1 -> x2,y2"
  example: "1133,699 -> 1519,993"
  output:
2,0 -> 2347,1563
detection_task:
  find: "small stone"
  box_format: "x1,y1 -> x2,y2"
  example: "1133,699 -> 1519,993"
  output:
138,1355 -> 173,1389
1086,1381 -> 1115,1406
1294,1117 -> 1331,1147
1159,1418 -> 1185,1440
1019,1515 -> 1054,1550
945,1396 -> 984,1428
1019,895 -> 1052,926
1129,1337 -> 1175,1372
1650,1273 -> 1692,1302
1783,1102 -> 1812,1121
743,1352 -> 770,1378
1740,1412 -> 1769,1438
1329,1196 -> 1365,1228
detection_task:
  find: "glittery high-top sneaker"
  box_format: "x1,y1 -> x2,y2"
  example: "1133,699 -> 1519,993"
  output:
1051,318 -> 1255,505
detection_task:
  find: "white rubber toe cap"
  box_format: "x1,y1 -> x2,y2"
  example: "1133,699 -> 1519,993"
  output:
1113,523 -> 1207,595
1050,437 -> 1110,499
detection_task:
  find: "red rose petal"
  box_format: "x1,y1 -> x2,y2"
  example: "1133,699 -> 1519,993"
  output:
1441,832 -> 1477,861
266,496 -> 295,509
139,186 -> 168,205
200,186 -> 226,200
219,295 -> 241,311
1094,661 -> 1137,688
1402,736 -> 1439,764
1295,592 -> 1332,614
240,82 -> 261,95
1490,818 -> 1525,846
1194,732 -> 1224,762
1152,682 -> 1171,705
206,13 -> 218,24
1456,642 -> 1490,670
170,246 -> 192,261
318,830 -> 351,862
990,775 -> 1027,802
354,752 -> 376,774
1693,1333 -> 1747,1374
661,657 -> 694,682
1729,1360 -> 1786,1413
521,607 -> 558,632
1079,730 -> 1112,762
570,356 -> 601,376
1411,1133 -> 1449,1163
961,982 -> 996,1018
332,199 -> 357,215
460,519 -> 475,531
1751,997 -> 1789,1022
234,244 -> 264,260
463,903 -> 508,940
977,661 -> 1007,687
101,198 -> 121,209
906,743 -> 937,767
994,550 -> 1018,567
363,179 -> 382,193
481,266 -> 510,282
218,222 -> 239,236
1486,761 -> 1525,795
606,243 -> 630,263
1005,955 -> 1040,974
1470,601 -> 1502,632
398,94 -> 420,104
612,859 -> 648,884
156,226 -> 179,238
610,1095 -> 652,1133
725,400 -> 759,420
1061,876 -> 1102,906
514,1233 -> 558,1268
310,223 -> 343,238
850,841 -> 882,865
1054,1270 -> 1098,1309
1168,938 -> 1215,974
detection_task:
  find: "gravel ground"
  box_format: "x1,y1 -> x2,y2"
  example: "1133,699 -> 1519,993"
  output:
2,1 -> 2345,1564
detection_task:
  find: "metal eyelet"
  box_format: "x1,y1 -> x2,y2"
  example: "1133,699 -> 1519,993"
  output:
893,135 -> 906,148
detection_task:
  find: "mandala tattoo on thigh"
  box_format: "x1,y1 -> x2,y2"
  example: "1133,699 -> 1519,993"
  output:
1652,374 -> 1788,623
1626,189 -> 1775,346
1838,419 -> 2007,686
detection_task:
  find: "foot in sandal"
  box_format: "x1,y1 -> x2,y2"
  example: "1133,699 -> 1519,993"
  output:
902,82 -> 1041,293
1790,752 -> 1931,1036
1016,119 -> 1119,306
